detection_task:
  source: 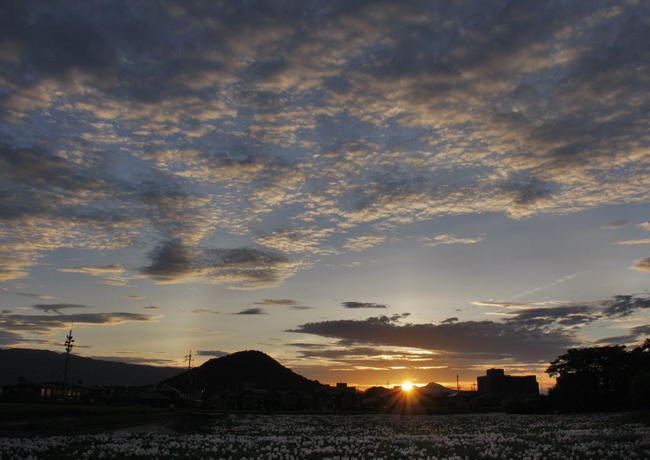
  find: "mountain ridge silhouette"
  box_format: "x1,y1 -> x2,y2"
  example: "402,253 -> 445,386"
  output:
0,348 -> 183,386
163,350 -> 326,394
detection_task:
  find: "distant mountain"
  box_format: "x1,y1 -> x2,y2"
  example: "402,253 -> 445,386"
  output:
164,350 -> 325,394
421,382 -> 456,396
0,348 -> 183,386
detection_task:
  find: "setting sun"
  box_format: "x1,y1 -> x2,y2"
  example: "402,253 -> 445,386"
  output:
401,382 -> 414,391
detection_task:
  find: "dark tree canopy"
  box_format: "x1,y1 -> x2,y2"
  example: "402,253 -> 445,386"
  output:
546,339 -> 650,412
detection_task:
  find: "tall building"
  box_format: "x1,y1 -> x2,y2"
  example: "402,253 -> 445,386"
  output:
477,368 -> 538,398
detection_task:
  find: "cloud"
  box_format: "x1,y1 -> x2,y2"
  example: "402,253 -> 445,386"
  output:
234,308 -> 267,315
58,264 -> 126,275
477,294 -> 650,323
254,227 -> 335,255
90,356 -> 178,366
342,234 -> 387,252
639,222 -> 650,231
143,306 -> 160,310
128,295 -> 144,300
59,264 -> 129,286
615,239 -> 650,245
504,305 -> 596,327
601,295 -> 650,317
289,314 -> 575,362
0,311 -> 158,336
196,350 -> 229,358
140,239 -> 302,289
418,234 -> 484,247
295,346 -> 406,360
441,317 -> 458,324
0,330 -> 23,346
631,258 -> 650,271
254,299 -> 298,305
0,287 -> 52,299
32,303 -> 89,314
0,1 -> 649,285
192,308 -> 219,315
594,324 -> 650,345
341,301 -> 387,309
601,220 -> 628,230
290,305 -> 312,310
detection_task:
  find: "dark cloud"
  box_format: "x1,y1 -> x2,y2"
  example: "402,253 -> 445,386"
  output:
254,299 -> 297,305
235,308 -> 267,315
140,239 -> 299,288
504,305 -> 595,327
480,295 -> 650,326
594,324 -> 650,345
602,295 -> 650,317
503,177 -> 553,209
296,347 -> 401,359
341,301 -> 387,309
32,304 -> 89,314
630,324 -> 650,336
594,335 -> 633,345
196,350 -> 229,358
143,306 -> 160,310
441,317 -> 458,324
0,287 -> 52,299
0,330 -> 22,346
290,305 -> 312,310
601,219 -> 628,230
90,356 -> 178,366
192,308 -> 219,315
289,314 -> 574,362
286,342 -> 325,349
0,311 -> 157,334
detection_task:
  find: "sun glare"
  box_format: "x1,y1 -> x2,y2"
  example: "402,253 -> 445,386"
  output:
401,382 -> 414,391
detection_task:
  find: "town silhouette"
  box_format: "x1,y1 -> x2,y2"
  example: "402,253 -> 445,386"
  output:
2,338 -> 649,428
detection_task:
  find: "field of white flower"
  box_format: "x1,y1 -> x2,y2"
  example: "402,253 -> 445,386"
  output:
1,413 -> 648,459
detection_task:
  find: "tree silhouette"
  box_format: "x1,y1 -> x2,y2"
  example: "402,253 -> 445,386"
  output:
547,339 -> 650,411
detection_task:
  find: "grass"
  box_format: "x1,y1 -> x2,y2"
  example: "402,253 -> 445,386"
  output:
0,403 -> 170,436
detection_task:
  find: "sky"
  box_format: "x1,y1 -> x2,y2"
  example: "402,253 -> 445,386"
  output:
0,0 -> 649,390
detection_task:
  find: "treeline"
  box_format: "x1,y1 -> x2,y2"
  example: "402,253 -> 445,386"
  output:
546,339 -> 650,412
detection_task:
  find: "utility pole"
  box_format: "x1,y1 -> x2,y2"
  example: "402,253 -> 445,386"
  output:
184,348 -> 194,399
456,374 -> 460,391
184,348 -> 193,370
63,327 -> 75,393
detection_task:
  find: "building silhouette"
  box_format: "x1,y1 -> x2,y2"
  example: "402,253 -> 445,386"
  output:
477,368 -> 538,398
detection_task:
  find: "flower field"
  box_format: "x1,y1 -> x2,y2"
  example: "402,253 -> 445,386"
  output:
1,413 -> 648,459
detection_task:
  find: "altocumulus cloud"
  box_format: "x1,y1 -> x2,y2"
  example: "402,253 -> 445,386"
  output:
0,0 -> 647,286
